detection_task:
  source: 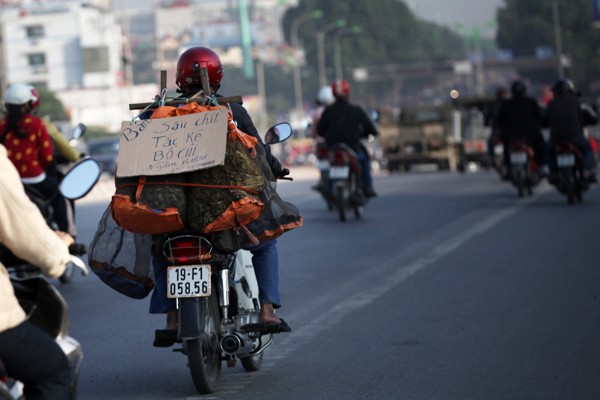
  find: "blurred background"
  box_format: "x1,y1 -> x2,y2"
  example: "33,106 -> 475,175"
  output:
0,0 -> 598,170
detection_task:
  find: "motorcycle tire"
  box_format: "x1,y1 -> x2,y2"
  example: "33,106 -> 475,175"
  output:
335,185 -> 347,222
240,351 -> 264,372
185,290 -> 222,394
561,170 -> 575,205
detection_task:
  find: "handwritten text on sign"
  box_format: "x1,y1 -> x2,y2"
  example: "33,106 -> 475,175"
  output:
116,110 -> 227,177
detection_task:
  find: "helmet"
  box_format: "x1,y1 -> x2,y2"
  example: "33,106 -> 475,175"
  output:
331,79 -> 350,98
551,78 -> 575,96
176,47 -> 224,91
510,80 -> 527,97
316,86 -> 334,106
4,83 -> 39,106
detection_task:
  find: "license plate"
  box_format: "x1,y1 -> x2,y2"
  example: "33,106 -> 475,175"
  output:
510,151 -> 527,165
557,154 -> 575,167
317,160 -> 330,171
329,166 -> 349,179
167,265 -> 211,298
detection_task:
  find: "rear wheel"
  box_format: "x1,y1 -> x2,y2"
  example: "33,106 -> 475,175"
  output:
561,170 -> 575,205
185,291 -> 222,394
335,185 -> 347,222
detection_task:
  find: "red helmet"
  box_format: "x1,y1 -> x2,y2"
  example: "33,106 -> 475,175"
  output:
176,47 -> 224,91
332,79 -> 350,98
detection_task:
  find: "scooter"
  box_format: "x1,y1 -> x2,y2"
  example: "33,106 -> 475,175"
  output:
0,158 -> 100,400
159,123 -> 293,395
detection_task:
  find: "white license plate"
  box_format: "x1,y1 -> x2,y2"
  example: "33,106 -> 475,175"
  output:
510,151 -> 527,165
167,265 -> 211,298
557,154 -> 575,167
317,160 -> 330,171
329,166 -> 350,179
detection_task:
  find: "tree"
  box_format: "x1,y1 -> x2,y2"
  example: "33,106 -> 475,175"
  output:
36,87 -> 70,121
496,0 -> 600,94
281,0 -> 466,105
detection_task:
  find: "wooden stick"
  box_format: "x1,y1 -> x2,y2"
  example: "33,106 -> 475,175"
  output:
129,95 -> 243,110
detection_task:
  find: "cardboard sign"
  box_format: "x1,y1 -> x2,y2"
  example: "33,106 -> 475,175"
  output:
116,110 -> 228,177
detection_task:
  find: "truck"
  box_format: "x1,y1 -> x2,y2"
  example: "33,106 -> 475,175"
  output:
379,104 -> 464,172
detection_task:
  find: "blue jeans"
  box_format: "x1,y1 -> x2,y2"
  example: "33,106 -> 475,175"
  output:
149,239 -> 281,314
356,146 -> 373,190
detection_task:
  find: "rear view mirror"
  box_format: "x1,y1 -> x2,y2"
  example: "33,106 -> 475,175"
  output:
59,158 -> 101,200
264,123 -> 293,144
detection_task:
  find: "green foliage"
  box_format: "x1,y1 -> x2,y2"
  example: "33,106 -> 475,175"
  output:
36,87 -> 69,121
496,0 -> 600,93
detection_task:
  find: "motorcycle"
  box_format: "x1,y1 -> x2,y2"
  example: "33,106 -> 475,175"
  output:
0,159 -> 100,400
553,140 -> 589,204
24,155 -> 100,283
160,123 -> 293,395
508,140 -> 542,197
327,143 -> 366,221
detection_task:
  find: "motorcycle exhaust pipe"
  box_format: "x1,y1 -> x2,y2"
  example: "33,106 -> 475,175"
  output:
220,332 -> 253,355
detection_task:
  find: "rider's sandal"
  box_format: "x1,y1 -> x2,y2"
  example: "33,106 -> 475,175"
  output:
153,329 -> 177,347
241,319 -> 292,334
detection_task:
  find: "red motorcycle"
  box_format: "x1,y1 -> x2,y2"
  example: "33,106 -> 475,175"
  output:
508,140 -> 543,197
553,140 -> 589,204
327,143 -> 366,221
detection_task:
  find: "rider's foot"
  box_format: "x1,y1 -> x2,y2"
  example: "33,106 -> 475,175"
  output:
153,310 -> 178,347
364,187 -> 378,198
585,170 -> 598,182
259,303 -> 291,332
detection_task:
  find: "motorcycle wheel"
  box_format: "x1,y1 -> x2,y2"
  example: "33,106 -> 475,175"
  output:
561,170 -> 575,205
240,351 -> 264,372
512,168 -> 525,197
353,205 -> 363,220
335,185 -> 347,222
185,291 -> 222,394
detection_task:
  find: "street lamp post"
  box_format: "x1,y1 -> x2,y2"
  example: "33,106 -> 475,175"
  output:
317,19 -> 346,87
333,25 -> 362,81
291,10 -> 323,115
552,0 -> 564,78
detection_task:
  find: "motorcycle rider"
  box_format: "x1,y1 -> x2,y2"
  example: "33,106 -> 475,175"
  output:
151,47 -> 291,347
484,86 -> 507,170
0,83 -> 70,233
497,80 -> 548,177
317,78 -> 379,197
0,142 -> 74,400
542,78 -> 598,183
310,86 -> 335,194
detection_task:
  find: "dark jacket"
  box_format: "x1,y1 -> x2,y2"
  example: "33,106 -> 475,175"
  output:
498,96 -> 542,142
317,98 -> 378,153
542,93 -> 598,140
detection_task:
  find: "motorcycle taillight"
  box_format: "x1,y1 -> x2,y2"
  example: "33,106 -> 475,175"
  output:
164,236 -> 212,265
331,150 -> 347,166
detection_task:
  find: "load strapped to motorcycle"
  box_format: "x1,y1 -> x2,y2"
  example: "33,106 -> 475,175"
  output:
89,70 -> 303,299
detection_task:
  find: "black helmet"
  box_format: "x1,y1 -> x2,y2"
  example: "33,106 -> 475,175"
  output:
510,80 -> 527,97
551,78 -> 575,96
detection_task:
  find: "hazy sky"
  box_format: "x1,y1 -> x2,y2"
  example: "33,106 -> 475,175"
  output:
406,0 -> 504,37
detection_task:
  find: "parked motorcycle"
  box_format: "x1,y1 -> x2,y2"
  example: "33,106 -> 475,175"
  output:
327,143 -> 366,221
552,140 -> 590,204
508,140 -> 543,197
0,159 -> 99,400
160,123 -> 293,395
